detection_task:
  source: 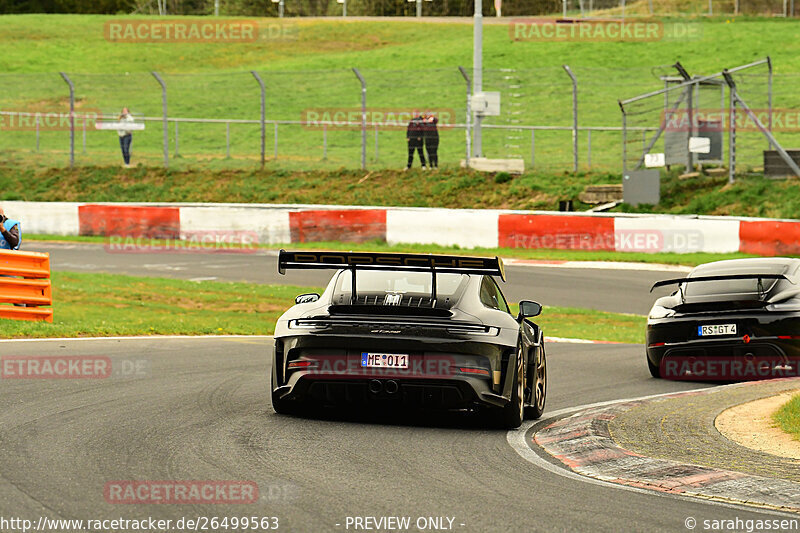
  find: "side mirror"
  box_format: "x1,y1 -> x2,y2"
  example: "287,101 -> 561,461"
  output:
517,300 -> 542,320
295,293 -> 320,304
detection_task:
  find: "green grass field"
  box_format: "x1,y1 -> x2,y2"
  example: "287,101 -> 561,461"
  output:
0,271 -> 645,342
773,393 -> 800,442
6,163 -> 800,219
0,15 -> 798,172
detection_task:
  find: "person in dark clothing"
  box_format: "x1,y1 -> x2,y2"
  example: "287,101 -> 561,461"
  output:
406,115 -> 427,170
422,113 -> 439,169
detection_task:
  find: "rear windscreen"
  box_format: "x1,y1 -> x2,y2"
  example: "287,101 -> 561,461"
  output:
332,271 -> 468,307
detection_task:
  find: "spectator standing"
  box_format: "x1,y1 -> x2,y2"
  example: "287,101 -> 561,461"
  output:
405,115 -> 427,170
423,113 -> 439,169
118,107 -> 135,168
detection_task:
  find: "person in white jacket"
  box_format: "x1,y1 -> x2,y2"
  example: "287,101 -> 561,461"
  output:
118,107 -> 135,167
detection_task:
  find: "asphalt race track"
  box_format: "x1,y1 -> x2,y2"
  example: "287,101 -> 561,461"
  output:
0,337 -> 789,532
26,242 -> 679,315
2,244 -> 791,531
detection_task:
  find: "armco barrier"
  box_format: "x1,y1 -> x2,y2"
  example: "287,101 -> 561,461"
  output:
0,250 -> 53,323
3,200 -> 800,256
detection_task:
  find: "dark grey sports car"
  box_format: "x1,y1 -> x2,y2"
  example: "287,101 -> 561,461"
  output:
647,257 -> 800,381
270,250 -> 547,428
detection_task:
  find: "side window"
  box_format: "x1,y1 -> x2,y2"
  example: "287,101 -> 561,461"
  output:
479,277 -> 496,309
490,278 -> 511,314
480,277 -> 511,314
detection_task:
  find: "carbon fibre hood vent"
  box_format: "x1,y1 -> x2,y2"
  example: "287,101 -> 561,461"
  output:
328,304 -> 453,318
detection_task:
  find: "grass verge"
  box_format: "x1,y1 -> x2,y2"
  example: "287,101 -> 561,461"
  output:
1,271 -> 644,343
773,393 -> 800,442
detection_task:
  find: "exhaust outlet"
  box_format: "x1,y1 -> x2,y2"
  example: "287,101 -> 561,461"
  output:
385,380 -> 399,394
368,379 -> 383,394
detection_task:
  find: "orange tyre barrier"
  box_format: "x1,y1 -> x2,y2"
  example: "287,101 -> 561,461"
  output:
0,250 -> 53,323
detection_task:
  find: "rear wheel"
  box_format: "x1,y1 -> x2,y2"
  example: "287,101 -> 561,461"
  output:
525,344 -> 547,420
647,355 -> 661,379
499,346 -> 525,429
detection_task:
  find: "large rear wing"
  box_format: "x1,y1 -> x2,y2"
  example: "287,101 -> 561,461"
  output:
650,273 -> 791,293
278,250 -> 506,281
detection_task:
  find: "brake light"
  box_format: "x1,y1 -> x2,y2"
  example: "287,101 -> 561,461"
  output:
458,367 -> 490,376
778,335 -> 800,340
648,342 -> 666,347
287,360 -> 317,369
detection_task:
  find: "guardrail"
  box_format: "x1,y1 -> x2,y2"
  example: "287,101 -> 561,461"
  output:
0,250 -> 53,322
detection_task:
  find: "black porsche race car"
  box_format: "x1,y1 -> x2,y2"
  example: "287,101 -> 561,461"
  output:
646,257 -> 800,381
270,250 -> 547,428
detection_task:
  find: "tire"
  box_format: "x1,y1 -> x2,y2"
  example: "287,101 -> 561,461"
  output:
525,344 -> 547,420
499,346 -> 525,429
647,355 -> 662,379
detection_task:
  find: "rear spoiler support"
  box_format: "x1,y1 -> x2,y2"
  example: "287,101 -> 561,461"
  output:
278,250 -> 506,306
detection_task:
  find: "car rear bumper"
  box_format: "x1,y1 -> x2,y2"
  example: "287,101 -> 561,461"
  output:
275,374 -> 505,410
646,336 -> 800,380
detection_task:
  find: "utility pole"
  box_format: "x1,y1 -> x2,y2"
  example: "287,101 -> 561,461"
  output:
473,0 -> 483,157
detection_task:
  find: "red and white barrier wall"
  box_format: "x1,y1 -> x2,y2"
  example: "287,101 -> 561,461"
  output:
3,201 -> 797,256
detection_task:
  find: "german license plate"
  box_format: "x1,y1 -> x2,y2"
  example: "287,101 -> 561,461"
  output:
698,324 -> 737,336
361,352 -> 409,369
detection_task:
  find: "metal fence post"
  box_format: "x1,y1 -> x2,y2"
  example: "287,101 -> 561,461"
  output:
226,122 -> 231,158
587,129 -> 592,168
151,71 -> 169,168
530,129 -> 535,168
728,84 -> 736,184
563,65 -> 578,172
458,66 -> 472,163
274,122 -> 278,158
620,101 -> 627,173
251,71 -> 266,168
767,56 -> 773,132
175,121 -> 180,157
352,67 -> 367,170
59,72 -> 74,168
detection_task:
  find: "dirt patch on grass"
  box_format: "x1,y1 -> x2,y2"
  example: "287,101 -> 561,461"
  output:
715,390 -> 800,460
